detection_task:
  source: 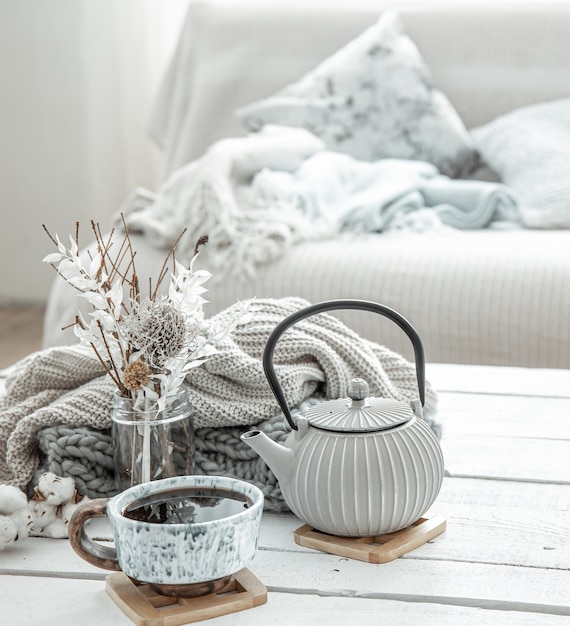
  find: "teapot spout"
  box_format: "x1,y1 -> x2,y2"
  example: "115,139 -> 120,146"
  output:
240,430 -> 292,486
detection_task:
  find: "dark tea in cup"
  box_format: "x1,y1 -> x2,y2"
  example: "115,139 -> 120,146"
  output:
122,486 -> 253,524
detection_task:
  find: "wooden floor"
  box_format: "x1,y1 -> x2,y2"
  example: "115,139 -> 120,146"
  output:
0,306 -> 45,370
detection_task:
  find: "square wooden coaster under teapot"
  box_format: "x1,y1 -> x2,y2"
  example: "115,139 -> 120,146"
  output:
294,513 -> 446,563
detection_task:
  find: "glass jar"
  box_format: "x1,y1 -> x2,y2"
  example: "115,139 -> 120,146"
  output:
111,384 -> 195,491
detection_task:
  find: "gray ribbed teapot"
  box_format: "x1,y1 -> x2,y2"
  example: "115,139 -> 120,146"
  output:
241,299 -> 444,538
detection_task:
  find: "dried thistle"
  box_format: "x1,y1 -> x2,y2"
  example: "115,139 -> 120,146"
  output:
123,298 -> 188,369
123,360 -> 152,391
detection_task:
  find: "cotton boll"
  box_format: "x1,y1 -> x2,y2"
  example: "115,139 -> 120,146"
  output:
60,500 -> 86,528
25,474 -> 86,538
12,506 -> 33,538
0,476 -> 84,544
39,517 -> 70,539
0,485 -> 30,548
0,485 -> 28,515
26,499 -> 59,537
0,514 -> 23,548
42,500 -> 87,539
35,473 -> 76,505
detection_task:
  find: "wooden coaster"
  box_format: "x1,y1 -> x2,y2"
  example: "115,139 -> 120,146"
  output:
105,568 -> 267,626
294,513 -> 446,564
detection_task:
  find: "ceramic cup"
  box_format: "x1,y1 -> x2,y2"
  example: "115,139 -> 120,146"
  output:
68,475 -> 264,597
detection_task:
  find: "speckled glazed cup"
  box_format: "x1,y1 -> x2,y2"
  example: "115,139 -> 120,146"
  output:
69,475 -> 264,597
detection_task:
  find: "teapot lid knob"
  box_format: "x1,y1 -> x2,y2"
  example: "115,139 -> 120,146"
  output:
347,378 -> 369,401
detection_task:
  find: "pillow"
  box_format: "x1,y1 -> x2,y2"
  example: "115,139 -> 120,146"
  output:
236,10 -> 478,178
472,98 -> 570,229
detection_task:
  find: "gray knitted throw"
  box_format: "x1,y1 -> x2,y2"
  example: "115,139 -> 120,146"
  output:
1,297 -> 439,509
33,402 -> 320,511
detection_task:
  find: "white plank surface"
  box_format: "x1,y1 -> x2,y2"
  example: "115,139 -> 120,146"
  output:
426,364 -> 570,397
437,392 -> 570,439
3,576 -> 569,626
442,436 -> 570,483
1,364 -> 569,625
3,511 -> 569,613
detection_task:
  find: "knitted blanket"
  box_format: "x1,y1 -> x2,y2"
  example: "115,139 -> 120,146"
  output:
32,403 -> 318,511
1,297 -> 439,508
122,125 -> 520,280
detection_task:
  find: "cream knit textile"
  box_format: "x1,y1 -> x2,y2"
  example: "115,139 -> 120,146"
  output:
0,297 -> 437,490
0,347 -> 113,489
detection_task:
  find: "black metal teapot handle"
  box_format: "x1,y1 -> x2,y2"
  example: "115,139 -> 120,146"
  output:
262,299 -> 425,430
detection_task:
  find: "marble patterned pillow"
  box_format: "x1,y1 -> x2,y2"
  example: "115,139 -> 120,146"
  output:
236,10 -> 478,178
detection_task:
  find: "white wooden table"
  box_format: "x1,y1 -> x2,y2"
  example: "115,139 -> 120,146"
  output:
1,364 -> 569,625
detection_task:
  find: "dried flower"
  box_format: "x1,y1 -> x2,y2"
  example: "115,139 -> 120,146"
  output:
123,298 -> 188,368
123,360 -> 151,391
43,218 -> 250,412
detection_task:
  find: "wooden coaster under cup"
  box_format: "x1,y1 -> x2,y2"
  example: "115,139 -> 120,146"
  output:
105,567 -> 267,626
294,513 -> 446,563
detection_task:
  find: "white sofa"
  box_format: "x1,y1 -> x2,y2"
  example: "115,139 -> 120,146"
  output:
43,0 -> 570,369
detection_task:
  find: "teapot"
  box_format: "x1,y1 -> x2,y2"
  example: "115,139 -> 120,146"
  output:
240,299 -> 444,537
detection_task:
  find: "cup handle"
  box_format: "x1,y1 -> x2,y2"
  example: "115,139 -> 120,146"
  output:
68,498 -> 121,571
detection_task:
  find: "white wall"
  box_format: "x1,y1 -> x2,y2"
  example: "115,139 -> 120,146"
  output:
0,0 -> 188,304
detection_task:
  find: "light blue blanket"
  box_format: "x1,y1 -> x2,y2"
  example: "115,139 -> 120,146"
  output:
251,151 -> 521,232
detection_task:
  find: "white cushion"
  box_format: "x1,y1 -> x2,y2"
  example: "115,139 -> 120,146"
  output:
149,1 -> 570,178
236,10 -> 477,178
472,98 -> 570,228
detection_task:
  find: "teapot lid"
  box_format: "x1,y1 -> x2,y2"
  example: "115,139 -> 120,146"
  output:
306,378 -> 414,433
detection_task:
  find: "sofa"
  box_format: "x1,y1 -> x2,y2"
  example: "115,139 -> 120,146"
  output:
43,0 -> 570,369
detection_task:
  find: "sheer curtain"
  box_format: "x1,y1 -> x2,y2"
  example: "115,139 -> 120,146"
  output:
78,0 -> 190,212
0,0 -> 189,303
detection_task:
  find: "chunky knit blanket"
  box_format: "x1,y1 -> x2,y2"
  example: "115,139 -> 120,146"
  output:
0,297 -> 438,509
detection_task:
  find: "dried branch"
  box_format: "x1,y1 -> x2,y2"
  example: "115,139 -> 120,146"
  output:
95,319 -> 128,396
61,315 -> 85,333
89,340 -> 125,393
42,224 -> 58,247
151,228 -> 188,301
109,216 -> 138,296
